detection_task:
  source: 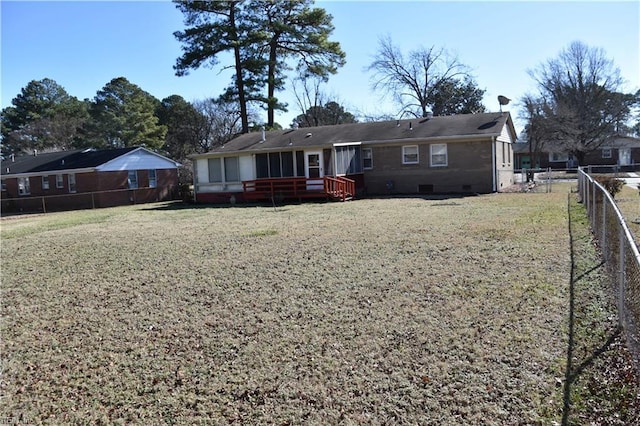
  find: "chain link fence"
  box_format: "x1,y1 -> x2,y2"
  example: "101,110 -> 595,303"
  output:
578,167 -> 640,373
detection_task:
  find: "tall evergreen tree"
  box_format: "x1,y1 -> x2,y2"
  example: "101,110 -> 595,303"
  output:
248,0 -> 345,128
174,0 -> 258,134
1,78 -> 88,155
85,77 -> 166,149
173,0 -> 345,131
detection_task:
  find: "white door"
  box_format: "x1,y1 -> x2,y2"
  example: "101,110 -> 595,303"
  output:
305,151 -> 323,190
619,148 -> 631,166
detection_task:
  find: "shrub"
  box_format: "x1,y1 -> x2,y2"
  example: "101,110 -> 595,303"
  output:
594,175 -> 624,199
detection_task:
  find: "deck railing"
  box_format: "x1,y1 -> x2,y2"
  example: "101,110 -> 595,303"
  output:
242,176 -> 354,202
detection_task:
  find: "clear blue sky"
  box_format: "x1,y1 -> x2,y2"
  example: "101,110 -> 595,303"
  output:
2,0 -> 639,135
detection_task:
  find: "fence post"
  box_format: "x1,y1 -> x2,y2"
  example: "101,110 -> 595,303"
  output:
41,196 -> 46,214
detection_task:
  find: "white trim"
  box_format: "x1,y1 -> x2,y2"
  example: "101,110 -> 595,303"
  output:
402,145 -> 419,165
429,143 -> 448,167
333,141 -> 362,147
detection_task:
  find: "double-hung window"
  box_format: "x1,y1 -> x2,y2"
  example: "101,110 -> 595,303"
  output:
148,169 -> 157,188
363,148 -> 373,169
127,171 -> 138,189
18,177 -> 30,195
602,147 -> 612,159
402,145 -> 419,164
430,144 -> 448,167
56,174 -> 64,188
208,158 -> 222,183
42,175 -> 50,190
68,173 -> 77,193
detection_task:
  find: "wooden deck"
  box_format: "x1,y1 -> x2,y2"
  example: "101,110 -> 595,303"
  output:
242,176 -> 355,202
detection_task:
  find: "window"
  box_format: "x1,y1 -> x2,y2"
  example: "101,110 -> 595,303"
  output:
68,174 -> 76,193
18,177 -> 30,195
402,145 -> 419,164
56,174 -> 64,188
208,158 -> 222,182
224,157 -> 240,182
550,152 -> 568,162
602,147 -> 612,159
1,180 -> 6,191
430,144 -> 448,167
127,171 -> 137,189
42,175 -> 50,190
148,169 -> 157,188
335,145 -> 362,174
256,152 -> 297,178
363,148 -> 373,169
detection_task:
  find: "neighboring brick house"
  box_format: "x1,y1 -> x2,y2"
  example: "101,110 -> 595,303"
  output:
190,112 -> 517,203
1,147 -> 180,214
514,135 -> 640,170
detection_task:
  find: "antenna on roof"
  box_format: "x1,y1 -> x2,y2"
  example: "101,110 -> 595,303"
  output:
498,95 -> 511,112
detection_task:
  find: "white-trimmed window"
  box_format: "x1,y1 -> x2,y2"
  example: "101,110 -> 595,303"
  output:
68,174 -> 76,193
602,147 -> 612,159
363,148 -> 373,170
42,175 -> 50,190
148,169 -> 157,188
430,143 -> 448,167
1,180 -> 6,192
127,171 -> 138,189
18,177 -> 30,195
402,145 -> 419,164
56,174 -> 64,188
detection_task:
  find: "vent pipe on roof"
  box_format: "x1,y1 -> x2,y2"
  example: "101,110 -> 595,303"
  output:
409,122 -> 413,131
10,154 -> 14,162
33,149 -> 38,156
396,120 -> 400,127
260,127 -> 266,143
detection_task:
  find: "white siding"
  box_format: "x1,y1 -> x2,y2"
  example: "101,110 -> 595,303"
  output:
97,148 -> 178,171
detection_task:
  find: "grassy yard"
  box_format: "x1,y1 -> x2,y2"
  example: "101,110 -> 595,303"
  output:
1,187 -> 638,424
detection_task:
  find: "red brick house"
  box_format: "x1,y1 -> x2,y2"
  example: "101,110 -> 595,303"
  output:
1,147 -> 180,214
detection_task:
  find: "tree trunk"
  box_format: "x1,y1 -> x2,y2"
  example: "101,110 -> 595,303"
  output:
267,38 -> 278,128
230,4 -> 249,133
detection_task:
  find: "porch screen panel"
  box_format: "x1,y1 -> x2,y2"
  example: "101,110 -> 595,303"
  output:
224,157 -> 240,182
268,153 -> 282,178
208,158 -> 222,182
295,151 -> 305,177
324,149 -> 333,176
281,152 -> 294,177
256,154 -> 269,178
335,146 -> 362,174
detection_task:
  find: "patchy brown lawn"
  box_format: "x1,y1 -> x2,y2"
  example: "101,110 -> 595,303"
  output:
1,189 -> 637,424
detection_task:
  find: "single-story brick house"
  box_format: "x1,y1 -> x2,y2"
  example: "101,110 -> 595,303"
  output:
1,147 -> 180,213
191,112 -> 517,203
514,135 -> 640,170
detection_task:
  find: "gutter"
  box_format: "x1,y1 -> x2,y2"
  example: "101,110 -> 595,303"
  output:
492,136 -> 497,192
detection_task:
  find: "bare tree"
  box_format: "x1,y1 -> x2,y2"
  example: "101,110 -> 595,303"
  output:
366,35 -> 479,118
529,41 -> 635,165
519,94 -> 555,174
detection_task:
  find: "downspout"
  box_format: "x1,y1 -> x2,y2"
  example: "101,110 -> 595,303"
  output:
492,136 -> 497,192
